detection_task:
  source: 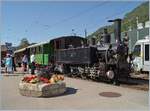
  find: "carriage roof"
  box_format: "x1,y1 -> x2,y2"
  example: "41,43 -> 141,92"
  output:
49,36 -> 85,42
27,41 -> 49,48
14,47 -> 27,54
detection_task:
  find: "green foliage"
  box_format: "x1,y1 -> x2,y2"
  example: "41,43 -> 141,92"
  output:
123,1 -> 149,30
88,1 -> 149,41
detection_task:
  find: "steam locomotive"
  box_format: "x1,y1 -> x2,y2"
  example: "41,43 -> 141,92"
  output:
55,19 -> 130,85
14,18 -> 130,85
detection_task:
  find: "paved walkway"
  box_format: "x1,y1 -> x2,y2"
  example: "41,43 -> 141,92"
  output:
1,67 -> 29,75
0,75 -> 149,110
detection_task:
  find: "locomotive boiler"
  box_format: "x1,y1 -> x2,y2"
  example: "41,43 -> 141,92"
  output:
55,19 -> 130,85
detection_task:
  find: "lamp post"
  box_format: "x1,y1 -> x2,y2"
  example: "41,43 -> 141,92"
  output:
136,17 -> 139,41
84,29 -> 87,38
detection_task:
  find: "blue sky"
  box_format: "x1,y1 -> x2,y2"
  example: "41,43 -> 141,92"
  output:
1,1 -> 145,46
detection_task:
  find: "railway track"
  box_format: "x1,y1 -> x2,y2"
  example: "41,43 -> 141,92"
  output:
120,77 -> 149,91
65,74 -> 149,91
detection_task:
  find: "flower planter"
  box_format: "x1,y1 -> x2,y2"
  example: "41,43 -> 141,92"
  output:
19,81 -> 66,97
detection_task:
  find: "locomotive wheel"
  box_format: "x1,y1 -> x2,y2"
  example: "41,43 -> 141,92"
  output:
106,70 -> 115,80
71,73 -> 78,78
90,75 -> 96,80
80,73 -> 87,80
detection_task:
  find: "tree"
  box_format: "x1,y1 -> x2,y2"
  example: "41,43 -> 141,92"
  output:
18,38 -> 30,49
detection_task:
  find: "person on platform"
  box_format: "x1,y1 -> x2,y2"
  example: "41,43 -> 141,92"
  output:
30,52 -> 35,74
5,54 -> 13,74
22,54 -> 28,72
12,55 -> 17,72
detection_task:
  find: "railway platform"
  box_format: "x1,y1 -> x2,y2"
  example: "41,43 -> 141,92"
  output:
0,72 -> 149,110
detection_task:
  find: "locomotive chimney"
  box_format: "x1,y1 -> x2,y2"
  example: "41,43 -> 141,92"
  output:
108,18 -> 122,44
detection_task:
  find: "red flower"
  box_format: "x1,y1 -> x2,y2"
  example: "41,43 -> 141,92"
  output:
40,77 -> 49,83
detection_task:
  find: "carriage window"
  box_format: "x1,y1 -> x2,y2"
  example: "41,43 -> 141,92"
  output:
145,44 -> 149,61
39,46 -> 41,52
31,48 -> 34,53
35,47 -> 36,53
32,47 -> 36,53
133,45 -> 141,57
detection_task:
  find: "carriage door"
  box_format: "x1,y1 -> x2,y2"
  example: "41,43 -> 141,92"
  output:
144,44 -> 150,71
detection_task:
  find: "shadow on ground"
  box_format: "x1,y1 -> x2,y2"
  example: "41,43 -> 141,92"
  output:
41,87 -> 78,98
63,87 -> 78,95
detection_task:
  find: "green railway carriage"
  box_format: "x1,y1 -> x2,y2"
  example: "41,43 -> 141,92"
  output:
27,41 -> 53,66
14,36 -> 85,66
30,36 -> 86,65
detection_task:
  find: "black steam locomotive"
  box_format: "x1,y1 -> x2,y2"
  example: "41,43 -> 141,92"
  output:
55,19 -> 130,85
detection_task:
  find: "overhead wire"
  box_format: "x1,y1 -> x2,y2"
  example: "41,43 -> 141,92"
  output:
78,5 -> 135,36
31,2 -> 136,38
42,1 -> 108,29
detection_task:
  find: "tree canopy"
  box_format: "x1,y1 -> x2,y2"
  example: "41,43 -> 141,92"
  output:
18,38 -> 30,49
